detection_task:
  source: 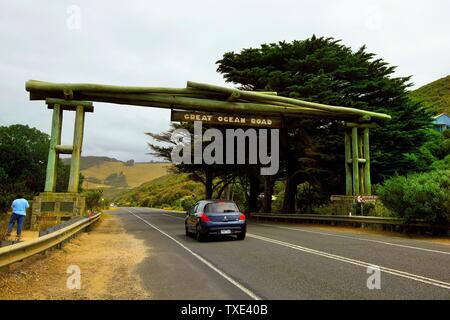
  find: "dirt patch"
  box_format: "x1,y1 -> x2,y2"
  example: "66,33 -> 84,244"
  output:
0,214 -> 151,299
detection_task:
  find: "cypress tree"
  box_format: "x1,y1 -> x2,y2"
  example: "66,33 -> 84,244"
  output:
217,36 -> 433,212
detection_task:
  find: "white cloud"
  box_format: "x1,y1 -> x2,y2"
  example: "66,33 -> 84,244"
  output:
0,0 -> 449,161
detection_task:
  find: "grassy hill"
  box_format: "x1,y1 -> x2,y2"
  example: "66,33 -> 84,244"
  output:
114,173 -> 204,210
82,161 -> 171,188
62,155 -> 122,170
410,75 -> 450,115
73,156 -> 172,200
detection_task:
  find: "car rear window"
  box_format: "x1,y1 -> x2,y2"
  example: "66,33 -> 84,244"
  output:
204,202 -> 239,213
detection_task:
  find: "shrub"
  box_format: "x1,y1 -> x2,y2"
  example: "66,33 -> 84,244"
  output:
177,195 -> 197,211
431,154 -> 450,171
158,188 -> 192,206
370,201 -> 394,217
0,192 -> 14,214
0,212 -> 9,239
314,204 -> 333,215
161,203 -> 172,210
141,195 -> 156,208
378,169 -> 450,225
114,173 -> 204,210
82,189 -> 109,211
404,130 -> 450,172
271,181 -> 285,213
296,182 -> 328,214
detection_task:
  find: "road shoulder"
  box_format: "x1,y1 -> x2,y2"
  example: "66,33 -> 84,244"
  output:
0,213 -> 151,300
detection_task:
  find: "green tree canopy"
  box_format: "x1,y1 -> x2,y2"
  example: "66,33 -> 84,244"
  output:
0,124 -> 70,211
146,123 -> 247,201
217,36 -> 433,212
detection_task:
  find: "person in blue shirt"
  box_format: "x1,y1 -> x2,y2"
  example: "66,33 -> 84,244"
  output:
6,194 -> 30,240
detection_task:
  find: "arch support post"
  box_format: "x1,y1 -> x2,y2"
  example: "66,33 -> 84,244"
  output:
363,127 -> 371,195
351,127 -> 360,195
31,99 -> 93,229
68,105 -> 85,192
344,123 -> 375,196
43,98 -> 94,193
344,130 -> 352,195
44,104 -> 63,192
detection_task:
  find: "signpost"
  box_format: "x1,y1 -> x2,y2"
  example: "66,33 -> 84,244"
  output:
356,195 -> 378,203
357,195 -> 378,216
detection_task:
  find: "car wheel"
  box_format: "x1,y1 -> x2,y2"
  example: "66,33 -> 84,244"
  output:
196,225 -> 205,242
236,232 -> 246,240
185,224 -> 191,237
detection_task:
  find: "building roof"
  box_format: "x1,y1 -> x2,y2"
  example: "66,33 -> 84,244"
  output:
433,113 -> 449,119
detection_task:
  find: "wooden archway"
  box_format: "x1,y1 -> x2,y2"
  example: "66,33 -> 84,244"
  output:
26,80 -> 391,197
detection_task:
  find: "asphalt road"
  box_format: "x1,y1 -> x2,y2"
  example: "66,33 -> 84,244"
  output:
112,207 -> 450,300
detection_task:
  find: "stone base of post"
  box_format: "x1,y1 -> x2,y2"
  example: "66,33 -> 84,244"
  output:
330,195 -> 357,215
30,192 -> 86,230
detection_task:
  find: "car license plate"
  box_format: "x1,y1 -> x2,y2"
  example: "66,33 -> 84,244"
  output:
220,229 -> 231,234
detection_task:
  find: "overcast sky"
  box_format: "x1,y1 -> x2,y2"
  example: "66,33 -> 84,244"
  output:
1,0 -> 449,162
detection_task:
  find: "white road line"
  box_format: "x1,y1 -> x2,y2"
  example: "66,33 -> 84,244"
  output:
161,213 -> 185,220
256,223 -> 450,256
133,208 -> 450,290
126,209 -> 261,300
247,233 -> 450,290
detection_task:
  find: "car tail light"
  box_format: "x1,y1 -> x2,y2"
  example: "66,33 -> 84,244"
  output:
239,213 -> 246,221
199,213 -> 210,222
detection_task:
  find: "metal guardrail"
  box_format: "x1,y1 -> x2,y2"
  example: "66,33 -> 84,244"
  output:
0,213 -> 101,268
38,216 -> 84,236
154,208 -> 429,227
250,213 -> 433,228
